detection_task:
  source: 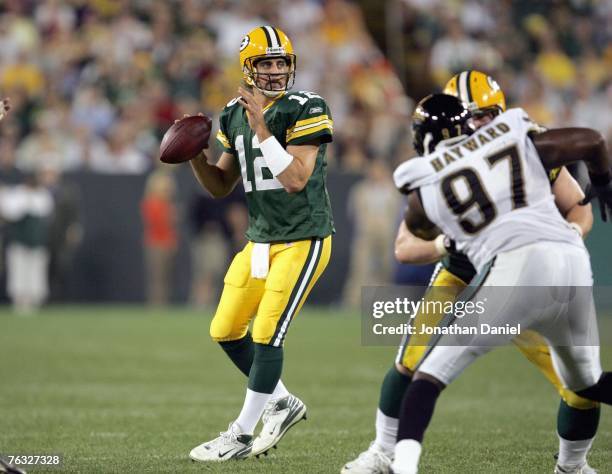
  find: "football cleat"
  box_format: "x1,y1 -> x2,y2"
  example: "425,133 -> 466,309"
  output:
0,458 -> 27,474
554,463 -> 597,474
341,442 -> 393,474
251,394 -> 307,457
189,422 -> 253,462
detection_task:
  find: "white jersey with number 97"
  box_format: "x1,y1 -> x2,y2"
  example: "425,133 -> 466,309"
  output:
394,108 -> 584,273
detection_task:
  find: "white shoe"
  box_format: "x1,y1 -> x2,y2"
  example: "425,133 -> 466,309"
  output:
554,463 -> 597,474
189,422 -> 253,462
341,442 -> 393,474
251,394 -> 307,457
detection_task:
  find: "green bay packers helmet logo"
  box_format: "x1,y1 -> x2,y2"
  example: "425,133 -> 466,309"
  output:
240,35 -> 250,52
486,75 -> 501,92
444,70 -> 507,115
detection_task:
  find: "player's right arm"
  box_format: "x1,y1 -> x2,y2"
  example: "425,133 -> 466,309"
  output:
187,104 -> 242,198
189,150 -> 241,198
533,128 -> 608,178
532,128 -> 612,220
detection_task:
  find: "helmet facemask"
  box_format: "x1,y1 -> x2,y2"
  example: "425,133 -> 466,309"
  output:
468,105 -> 502,130
243,54 -> 296,98
411,94 -> 472,156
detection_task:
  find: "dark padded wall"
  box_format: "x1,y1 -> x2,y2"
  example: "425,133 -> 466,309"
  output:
66,170 -> 362,304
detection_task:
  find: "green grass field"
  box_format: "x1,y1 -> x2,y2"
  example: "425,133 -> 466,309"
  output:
1,306 -> 610,473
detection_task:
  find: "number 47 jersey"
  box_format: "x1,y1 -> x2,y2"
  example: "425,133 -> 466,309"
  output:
394,108 -> 584,273
216,90 -> 335,243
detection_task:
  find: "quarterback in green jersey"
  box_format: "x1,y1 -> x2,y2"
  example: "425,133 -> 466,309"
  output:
187,26 -> 334,463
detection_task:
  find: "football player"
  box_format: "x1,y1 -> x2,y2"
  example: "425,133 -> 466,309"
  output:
342,72 -> 598,474
186,26 -> 334,462
391,94 -> 612,474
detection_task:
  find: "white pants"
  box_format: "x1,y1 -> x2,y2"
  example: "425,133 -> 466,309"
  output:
6,243 -> 50,306
419,242 -> 602,391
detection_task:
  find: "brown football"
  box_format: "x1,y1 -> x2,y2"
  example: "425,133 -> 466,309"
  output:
159,115 -> 213,164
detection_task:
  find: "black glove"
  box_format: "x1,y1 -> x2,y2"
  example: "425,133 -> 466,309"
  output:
443,235 -> 457,253
581,171 -> 612,222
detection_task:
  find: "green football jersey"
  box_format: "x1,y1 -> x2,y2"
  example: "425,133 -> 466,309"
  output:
216,90 -> 335,243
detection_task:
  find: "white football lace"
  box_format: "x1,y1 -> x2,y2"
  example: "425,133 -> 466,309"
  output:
356,443 -> 390,466
261,401 -> 277,424
219,424 -> 239,445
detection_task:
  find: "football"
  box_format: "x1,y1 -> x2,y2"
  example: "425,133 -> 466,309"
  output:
159,115 -> 212,164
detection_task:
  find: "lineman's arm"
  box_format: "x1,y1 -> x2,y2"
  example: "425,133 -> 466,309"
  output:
189,150 -> 241,198
404,190 -> 441,241
533,128 -> 611,220
533,128 -> 608,177
552,167 -> 593,237
395,220 -> 445,264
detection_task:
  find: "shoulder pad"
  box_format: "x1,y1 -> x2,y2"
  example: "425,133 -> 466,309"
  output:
223,96 -> 242,110
285,90 -> 327,108
393,157 -> 437,193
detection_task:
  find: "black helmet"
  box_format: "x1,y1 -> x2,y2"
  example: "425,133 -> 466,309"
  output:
412,94 -> 472,155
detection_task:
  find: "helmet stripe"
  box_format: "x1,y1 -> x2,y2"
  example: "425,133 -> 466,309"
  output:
263,25 -> 279,48
466,70 -> 473,102
261,26 -> 273,48
271,27 -> 282,47
458,71 -> 470,104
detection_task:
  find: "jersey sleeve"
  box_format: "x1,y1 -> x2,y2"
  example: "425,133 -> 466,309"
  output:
286,94 -> 333,146
517,107 -> 547,136
504,108 -> 547,137
216,106 -> 234,153
393,157 -> 437,193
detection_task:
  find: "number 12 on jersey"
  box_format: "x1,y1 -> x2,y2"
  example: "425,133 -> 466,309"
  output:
235,134 -> 284,192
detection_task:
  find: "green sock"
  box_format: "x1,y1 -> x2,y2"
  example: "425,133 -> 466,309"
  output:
248,344 -> 283,394
379,366 -> 412,418
557,399 -> 600,440
218,333 -> 254,377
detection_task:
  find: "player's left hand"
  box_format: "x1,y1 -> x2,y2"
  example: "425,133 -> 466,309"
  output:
581,173 -> 612,221
237,86 -> 267,137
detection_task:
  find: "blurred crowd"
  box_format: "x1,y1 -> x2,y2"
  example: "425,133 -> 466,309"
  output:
397,0 -> 611,141
0,0 -> 609,309
0,0 -> 408,310
0,0 -> 409,177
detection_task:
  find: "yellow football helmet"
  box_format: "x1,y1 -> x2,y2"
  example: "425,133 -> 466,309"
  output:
444,70 -> 506,116
239,26 -> 296,97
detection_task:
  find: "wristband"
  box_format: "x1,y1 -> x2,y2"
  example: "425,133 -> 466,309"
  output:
434,234 -> 448,257
568,222 -> 583,238
259,135 -> 294,177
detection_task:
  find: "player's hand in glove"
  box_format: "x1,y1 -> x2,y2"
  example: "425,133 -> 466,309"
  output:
581,171 -> 612,221
434,234 -> 456,257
